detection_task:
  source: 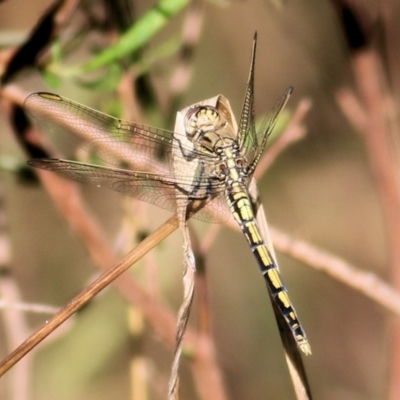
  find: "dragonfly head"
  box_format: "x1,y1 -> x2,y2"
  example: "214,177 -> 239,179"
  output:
184,105 -> 234,154
185,105 -> 220,137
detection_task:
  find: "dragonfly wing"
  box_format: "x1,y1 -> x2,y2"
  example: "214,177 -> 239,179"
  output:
28,158 -> 181,213
191,191 -> 231,223
238,32 -> 257,149
24,93 -> 216,175
243,87 -> 292,176
28,158 -> 230,222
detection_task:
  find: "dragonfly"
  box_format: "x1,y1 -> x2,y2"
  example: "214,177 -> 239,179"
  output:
25,35 -> 311,356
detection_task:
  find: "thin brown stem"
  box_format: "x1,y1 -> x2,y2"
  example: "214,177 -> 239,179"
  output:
0,215 -> 179,378
271,226 -> 400,315
352,48 -> 400,400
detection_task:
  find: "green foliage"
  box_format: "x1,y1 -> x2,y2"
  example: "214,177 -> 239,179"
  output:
82,0 -> 190,72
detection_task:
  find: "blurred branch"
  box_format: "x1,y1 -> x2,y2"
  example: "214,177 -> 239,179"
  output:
167,0 -> 204,119
332,2 -> 400,398
0,215 -> 179,378
351,49 -> 400,266
335,87 -> 367,132
352,48 -> 400,400
0,185 -> 31,400
0,301 -> 59,315
255,98 -> 311,180
270,227 -> 400,316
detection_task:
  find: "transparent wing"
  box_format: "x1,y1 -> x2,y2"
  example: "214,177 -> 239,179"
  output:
241,87 -> 292,176
237,33 -> 257,149
24,92 -> 218,176
28,158 -> 230,223
25,92 -> 232,222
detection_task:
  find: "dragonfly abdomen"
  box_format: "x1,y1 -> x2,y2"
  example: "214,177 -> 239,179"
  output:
226,187 -> 311,355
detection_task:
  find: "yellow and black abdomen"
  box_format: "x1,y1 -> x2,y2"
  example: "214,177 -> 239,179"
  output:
226,185 -> 311,355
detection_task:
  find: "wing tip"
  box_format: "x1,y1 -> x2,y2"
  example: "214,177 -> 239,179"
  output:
24,92 -> 62,109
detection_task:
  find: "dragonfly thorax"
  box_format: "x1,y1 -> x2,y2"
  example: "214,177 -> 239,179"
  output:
206,141 -> 248,186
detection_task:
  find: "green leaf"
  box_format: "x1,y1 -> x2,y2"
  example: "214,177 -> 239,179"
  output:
82,0 -> 190,72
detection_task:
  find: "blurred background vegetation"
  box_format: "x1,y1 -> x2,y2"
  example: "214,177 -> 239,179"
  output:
0,0 -> 399,399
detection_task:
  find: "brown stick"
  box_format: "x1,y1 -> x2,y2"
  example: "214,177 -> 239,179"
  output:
0,215 -> 179,377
